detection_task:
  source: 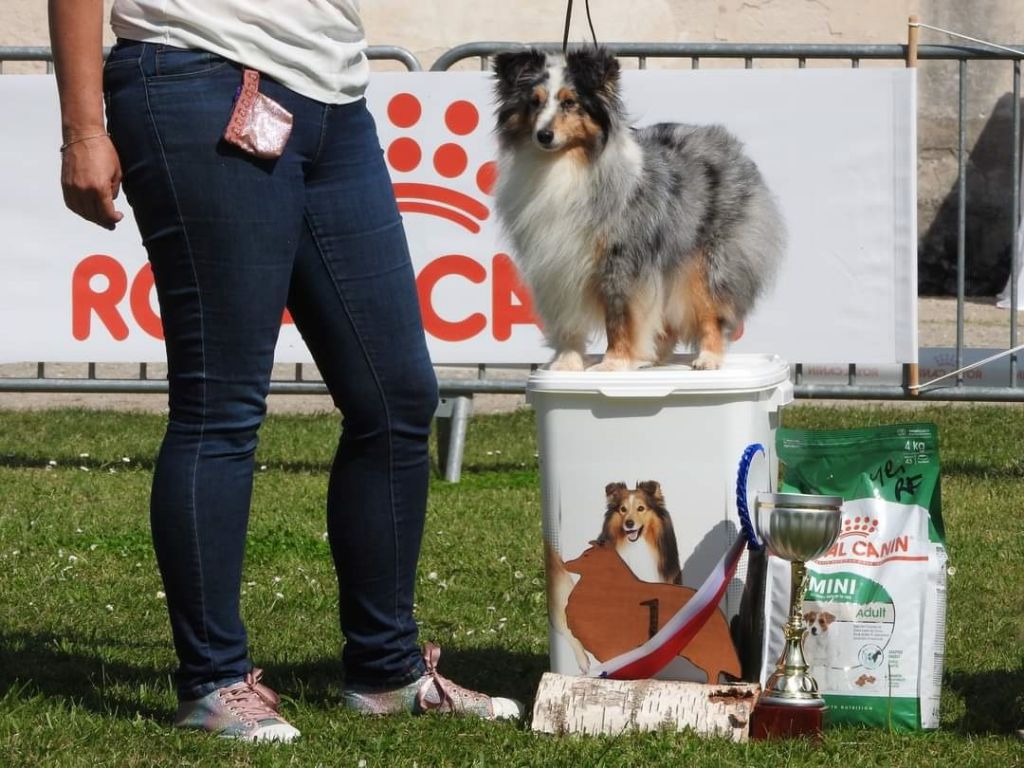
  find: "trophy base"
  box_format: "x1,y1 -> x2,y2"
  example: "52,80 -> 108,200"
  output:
749,698 -> 826,741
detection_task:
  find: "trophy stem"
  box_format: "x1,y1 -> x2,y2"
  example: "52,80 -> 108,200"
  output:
758,559 -> 822,706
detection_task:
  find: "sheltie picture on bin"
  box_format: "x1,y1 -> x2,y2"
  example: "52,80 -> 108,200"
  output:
545,480 -> 741,683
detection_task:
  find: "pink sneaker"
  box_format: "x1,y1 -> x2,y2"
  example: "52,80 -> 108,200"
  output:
174,668 -> 300,743
343,643 -> 523,720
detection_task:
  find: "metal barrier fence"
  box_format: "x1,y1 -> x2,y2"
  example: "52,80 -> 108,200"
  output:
3,41 -> 1024,478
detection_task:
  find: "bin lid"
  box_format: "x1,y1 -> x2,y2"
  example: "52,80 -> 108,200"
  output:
526,354 -> 791,398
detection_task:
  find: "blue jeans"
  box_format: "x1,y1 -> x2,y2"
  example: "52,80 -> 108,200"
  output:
103,40 -> 437,700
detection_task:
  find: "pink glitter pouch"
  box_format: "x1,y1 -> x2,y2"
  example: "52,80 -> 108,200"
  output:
223,69 -> 293,159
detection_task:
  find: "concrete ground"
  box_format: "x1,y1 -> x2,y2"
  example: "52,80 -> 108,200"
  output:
1,297 -> 1020,415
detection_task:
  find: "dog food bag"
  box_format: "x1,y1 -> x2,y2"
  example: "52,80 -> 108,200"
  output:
759,423 -> 947,730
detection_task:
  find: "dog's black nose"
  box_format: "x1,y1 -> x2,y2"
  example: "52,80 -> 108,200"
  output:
536,129 -> 554,146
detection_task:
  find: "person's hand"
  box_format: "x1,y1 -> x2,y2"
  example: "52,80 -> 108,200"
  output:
59,134 -> 125,230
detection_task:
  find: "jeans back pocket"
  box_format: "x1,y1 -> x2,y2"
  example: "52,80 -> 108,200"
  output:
152,45 -> 233,81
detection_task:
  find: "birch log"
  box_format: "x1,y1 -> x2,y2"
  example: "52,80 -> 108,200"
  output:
531,673 -> 760,741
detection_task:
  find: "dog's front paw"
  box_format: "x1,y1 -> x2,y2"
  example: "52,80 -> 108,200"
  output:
692,351 -> 724,370
549,350 -> 586,371
587,356 -> 639,372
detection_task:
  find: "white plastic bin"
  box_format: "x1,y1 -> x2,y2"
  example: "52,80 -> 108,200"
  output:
526,354 -> 792,683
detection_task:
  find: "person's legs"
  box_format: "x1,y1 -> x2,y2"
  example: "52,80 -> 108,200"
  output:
286,98 -> 520,720
107,40 -> 519,724
104,41 -> 310,705
285,97 -> 437,687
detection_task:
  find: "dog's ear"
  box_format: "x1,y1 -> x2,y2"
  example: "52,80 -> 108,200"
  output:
566,47 -> 620,95
605,482 -> 627,500
493,49 -> 547,92
636,480 -> 664,506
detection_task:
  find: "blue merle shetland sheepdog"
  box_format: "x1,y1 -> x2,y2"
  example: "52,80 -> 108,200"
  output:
492,47 -> 785,371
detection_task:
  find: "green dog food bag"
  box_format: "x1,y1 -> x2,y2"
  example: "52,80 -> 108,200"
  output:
758,423 -> 948,730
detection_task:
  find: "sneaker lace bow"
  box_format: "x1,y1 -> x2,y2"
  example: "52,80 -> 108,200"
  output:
416,643 -> 487,713
219,668 -> 282,723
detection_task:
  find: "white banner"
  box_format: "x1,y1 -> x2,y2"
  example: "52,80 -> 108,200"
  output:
0,68 -> 917,365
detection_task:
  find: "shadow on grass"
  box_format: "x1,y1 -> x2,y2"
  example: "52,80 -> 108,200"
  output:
0,630 -> 547,720
945,668 -> 1024,735
0,630 -> 173,722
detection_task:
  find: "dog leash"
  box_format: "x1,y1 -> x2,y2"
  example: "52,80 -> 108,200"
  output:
562,0 -> 599,54
589,445 -> 766,680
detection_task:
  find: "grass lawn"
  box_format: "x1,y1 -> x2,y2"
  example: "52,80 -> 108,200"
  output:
0,404 -> 1022,766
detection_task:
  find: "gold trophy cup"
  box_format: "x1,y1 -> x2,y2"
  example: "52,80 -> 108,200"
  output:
749,492 -> 843,740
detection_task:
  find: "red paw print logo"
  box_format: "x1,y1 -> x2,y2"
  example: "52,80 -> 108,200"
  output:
841,516 -> 879,538
385,93 -> 498,234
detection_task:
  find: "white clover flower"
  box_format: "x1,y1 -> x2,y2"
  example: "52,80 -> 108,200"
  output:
274,592 -> 284,599
156,591 -> 166,599
79,453 -> 89,458
89,544 -> 98,551
105,604 -> 114,612
67,555 -> 78,563
48,460 -> 57,466
122,457 -> 131,463
272,576 -> 282,584
427,571 -> 438,581
259,465 -> 267,471
498,556 -> 508,563
513,570 -> 524,579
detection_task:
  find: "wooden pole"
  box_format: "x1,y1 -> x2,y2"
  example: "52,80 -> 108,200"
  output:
907,15 -> 920,68
906,16 -> 920,396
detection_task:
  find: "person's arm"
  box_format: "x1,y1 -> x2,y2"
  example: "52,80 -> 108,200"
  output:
48,0 -> 123,229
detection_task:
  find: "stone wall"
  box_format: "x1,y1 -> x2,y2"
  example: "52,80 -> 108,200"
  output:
5,0 -> 1022,294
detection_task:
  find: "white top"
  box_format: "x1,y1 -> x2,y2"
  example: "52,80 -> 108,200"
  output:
110,0 -> 369,104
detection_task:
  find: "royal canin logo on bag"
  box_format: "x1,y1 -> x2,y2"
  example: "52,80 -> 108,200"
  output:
819,515 -> 925,566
